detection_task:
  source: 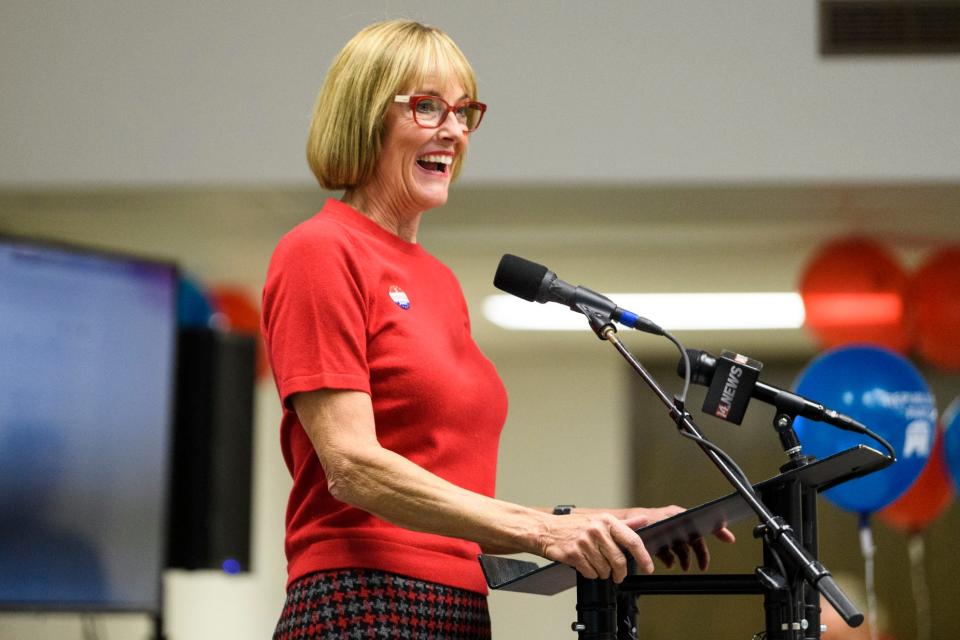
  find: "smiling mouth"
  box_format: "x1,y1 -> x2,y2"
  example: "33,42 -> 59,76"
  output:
416,154 -> 453,175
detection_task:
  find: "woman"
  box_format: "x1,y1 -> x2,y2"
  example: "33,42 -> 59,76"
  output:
262,19 -> 733,639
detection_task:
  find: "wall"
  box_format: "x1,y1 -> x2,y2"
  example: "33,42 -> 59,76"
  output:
2,1 -> 959,186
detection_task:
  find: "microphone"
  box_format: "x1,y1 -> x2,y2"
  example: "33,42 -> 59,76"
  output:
493,254 -> 664,335
678,349 -> 866,433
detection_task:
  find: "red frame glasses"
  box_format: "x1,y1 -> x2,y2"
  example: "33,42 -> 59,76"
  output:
393,95 -> 487,132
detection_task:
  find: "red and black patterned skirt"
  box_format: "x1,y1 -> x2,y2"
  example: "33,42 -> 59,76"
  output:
273,568 -> 492,639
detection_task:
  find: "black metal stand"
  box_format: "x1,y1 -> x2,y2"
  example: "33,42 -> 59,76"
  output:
477,310 -> 893,638
574,577 -> 617,639
573,317 -> 881,639
478,445 -> 889,638
601,457 -> 825,640
571,450 -> 858,640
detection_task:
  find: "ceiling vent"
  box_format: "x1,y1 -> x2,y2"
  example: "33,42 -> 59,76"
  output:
820,1 -> 960,55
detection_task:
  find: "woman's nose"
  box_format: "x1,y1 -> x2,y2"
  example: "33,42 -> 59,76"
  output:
436,110 -> 468,139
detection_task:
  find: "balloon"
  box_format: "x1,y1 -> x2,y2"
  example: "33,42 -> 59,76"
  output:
799,237 -> 909,352
793,346 -> 936,514
209,285 -> 259,335
177,276 -> 215,328
876,424 -> 953,533
944,397 -> 960,492
907,247 -> 960,371
208,284 -> 269,379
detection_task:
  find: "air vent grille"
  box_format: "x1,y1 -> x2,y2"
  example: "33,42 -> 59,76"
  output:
821,1 -> 960,54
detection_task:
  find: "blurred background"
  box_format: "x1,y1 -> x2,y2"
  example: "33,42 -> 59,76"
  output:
2,1 -> 959,639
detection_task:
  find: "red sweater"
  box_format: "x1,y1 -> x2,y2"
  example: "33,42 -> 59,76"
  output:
261,199 -> 507,593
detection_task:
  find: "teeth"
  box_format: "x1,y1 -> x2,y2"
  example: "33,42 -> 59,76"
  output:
418,154 -> 453,165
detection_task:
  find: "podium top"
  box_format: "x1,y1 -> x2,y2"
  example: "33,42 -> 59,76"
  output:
479,445 -> 891,595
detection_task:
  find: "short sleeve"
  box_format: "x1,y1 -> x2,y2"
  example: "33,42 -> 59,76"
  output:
261,225 -> 372,409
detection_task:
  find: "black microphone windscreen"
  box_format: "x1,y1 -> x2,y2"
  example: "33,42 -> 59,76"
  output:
678,349 -> 718,387
493,254 -> 548,302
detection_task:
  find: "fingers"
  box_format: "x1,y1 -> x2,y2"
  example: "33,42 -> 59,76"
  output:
655,546 -> 675,569
582,517 -> 644,582
621,513 -> 655,531
690,536 -> 709,571
609,518 -> 654,578
622,507 -> 737,573
665,529 -> 735,573
579,522 -> 616,580
649,537 -> 707,572
687,526 -> 735,572
546,513 -> 736,581
546,514 -> 654,583
714,526 -> 737,544
595,528 -> 629,582
577,543 -> 604,580
672,538 -> 693,571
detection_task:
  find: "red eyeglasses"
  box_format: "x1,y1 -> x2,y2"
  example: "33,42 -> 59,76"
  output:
394,95 -> 487,132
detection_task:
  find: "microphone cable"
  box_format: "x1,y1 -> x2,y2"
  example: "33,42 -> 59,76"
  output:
835,418 -> 896,461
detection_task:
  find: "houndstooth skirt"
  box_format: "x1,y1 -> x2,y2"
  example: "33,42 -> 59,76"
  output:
273,568 -> 492,640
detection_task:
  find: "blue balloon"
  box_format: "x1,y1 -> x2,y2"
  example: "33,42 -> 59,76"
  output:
943,396 -> 960,493
793,346 -> 936,514
177,276 -> 215,328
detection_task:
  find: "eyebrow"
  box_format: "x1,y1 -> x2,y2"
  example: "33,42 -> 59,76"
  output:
416,89 -> 471,101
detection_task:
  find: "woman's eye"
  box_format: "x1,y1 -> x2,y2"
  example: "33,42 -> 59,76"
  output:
416,99 -> 440,114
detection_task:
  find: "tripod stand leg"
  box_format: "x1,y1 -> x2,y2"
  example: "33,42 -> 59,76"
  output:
616,589 -> 638,640
759,474 -> 823,639
575,574 -> 617,639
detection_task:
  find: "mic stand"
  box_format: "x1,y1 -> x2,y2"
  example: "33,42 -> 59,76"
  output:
577,309 -> 864,639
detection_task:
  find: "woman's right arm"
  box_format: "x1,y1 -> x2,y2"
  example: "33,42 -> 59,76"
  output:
292,387 -> 657,583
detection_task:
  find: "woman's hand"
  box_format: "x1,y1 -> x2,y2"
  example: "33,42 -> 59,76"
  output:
537,512 -> 658,583
620,505 -> 736,572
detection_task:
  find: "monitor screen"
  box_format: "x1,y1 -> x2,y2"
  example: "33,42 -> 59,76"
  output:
0,237 -> 177,612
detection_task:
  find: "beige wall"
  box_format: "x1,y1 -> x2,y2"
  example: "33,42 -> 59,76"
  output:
2,2 -> 960,186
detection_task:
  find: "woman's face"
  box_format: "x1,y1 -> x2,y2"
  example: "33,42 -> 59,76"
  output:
367,72 -> 471,216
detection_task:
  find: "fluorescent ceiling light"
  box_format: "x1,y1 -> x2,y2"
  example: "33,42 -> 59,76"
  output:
482,292 -> 806,331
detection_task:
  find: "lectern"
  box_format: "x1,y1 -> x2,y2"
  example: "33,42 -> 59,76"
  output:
479,445 -> 890,639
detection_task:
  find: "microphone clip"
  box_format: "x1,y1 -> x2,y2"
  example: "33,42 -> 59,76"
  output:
577,302 -> 616,340
773,412 -> 808,466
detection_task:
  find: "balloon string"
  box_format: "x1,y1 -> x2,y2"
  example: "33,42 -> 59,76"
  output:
859,517 -> 879,640
908,533 -> 931,640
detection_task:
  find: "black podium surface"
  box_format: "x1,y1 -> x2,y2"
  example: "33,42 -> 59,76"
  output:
479,446 -> 890,596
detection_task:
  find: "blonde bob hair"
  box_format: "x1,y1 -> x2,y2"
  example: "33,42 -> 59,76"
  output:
307,20 -> 478,190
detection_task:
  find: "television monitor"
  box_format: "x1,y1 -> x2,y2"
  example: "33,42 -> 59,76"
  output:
0,236 -> 177,612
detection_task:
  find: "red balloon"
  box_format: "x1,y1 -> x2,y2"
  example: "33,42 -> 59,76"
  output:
877,425 -> 954,533
799,237 -> 909,351
908,247 -> 960,371
209,285 -> 269,380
